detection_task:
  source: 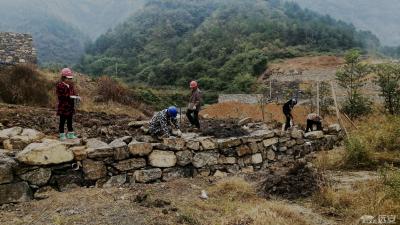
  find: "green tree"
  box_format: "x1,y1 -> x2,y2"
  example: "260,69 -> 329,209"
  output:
374,64 -> 400,115
230,74 -> 257,93
336,49 -> 371,118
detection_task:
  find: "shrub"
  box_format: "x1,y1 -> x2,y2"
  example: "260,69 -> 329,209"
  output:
343,137 -> 375,169
380,166 -> 400,199
95,76 -> 136,105
0,65 -> 52,106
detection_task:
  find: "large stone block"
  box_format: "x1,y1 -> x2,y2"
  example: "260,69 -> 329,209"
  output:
218,156 -> 237,164
263,138 -> 279,147
217,138 -> 242,149
0,127 -> 23,140
82,159 -> 107,180
16,139 -> 73,166
86,139 -> 113,158
18,168 -> 51,186
236,145 -> 252,156
248,142 -> 259,153
70,146 -> 88,161
176,150 -> 193,166
0,182 -> 32,204
192,151 -> 219,168
266,149 -> 276,161
163,137 -> 186,150
113,158 -> 146,171
134,168 -> 162,183
249,130 -> 275,139
109,139 -> 130,160
290,129 -> 304,139
197,137 -> 218,150
128,141 -> 153,156
186,140 -> 200,151
328,124 -> 341,133
251,153 -> 263,164
149,150 -> 177,168
162,167 -> 193,181
304,131 -> 324,140
0,164 -> 13,184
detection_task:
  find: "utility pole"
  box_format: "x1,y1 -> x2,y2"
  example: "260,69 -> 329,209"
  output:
115,63 -> 118,76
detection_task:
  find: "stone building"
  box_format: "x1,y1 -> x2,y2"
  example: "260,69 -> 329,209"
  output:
0,32 -> 37,66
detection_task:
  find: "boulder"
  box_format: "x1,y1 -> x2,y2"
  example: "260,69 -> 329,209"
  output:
0,182 -> 32,204
86,139 -> 113,158
109,139 -> 129,161
186,140 -> 200,151
251,153 -> 263,164
328,124 -> 341,133
16,140 -> 73,165
241,166 -> 254,173
0,164 -> 13,184
248,130 -> 275,139
162,167 -> 193,181
197,137 -> 217,150
61,138 -> 83,147
70,146 -> 88,161
103,174 -> 127,188
128,141 -> 153,156
218,156 -> 237,165
134,168 -> 162,183
304,131 -> 324,140
149,150 -> 177,168
290,129 -> 304,139
82,159 -> 107,180
248,142 -> 259,153
18,168 -> 51,186
236,145 -> 252,157
263,138 -> 279,147
0,127 -> 23,141
217,138 -> 242,149
238,117 -> 252,126
21,129 -> 45,141
266,149 -> 276,161
163,137 -> 186,150
113,158 -> 146,171
285,140 -> 297,148
175,150 -> 193,166
192,151 -> 219,168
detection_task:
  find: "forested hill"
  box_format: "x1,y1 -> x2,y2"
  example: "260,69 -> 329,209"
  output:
0,0 -> 144,64
78,0 -> 379,91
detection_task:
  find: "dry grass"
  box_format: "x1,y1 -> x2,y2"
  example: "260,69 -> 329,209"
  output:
313,148 -> 345,171
175,178 -> 312,225
314,176 -> 400,225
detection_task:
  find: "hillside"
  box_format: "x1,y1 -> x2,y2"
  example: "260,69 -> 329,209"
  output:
0,0 -> 145,64
78,0 -> 379,91
291,0 -> 400,46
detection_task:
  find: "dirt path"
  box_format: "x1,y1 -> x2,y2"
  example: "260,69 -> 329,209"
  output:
326,170 -> 380,191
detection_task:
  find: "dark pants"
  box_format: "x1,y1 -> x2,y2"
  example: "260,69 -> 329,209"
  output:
284,113 -> 292,130
306,120 -> 322,132
186,110 -> 200,128
59,115 -> 73,133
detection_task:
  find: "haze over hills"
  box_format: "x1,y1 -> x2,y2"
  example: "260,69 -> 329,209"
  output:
78,0 -> 379,92
290,0 -> 400,46
0,0 -> 145,64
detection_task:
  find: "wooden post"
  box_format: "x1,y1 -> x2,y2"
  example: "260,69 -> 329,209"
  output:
316,81 -> 320,115
330,81 -> 348,137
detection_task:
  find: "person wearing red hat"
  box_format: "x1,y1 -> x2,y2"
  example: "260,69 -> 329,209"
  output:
56,68 -> 80,141
186,80 -> 202,129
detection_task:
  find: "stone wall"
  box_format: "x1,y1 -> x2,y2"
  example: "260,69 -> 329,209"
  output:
0,124 -> 343,204
0,32 -> 37,66
218,94 -> 264,104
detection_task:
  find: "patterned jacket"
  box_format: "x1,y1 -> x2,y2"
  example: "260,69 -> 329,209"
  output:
56,81 -> 76,116
148,109 -> 179,137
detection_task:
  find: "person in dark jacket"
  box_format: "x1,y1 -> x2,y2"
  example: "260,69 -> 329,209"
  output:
186,80 -> 202,129
306,113 -> 322,132
282,98 -> 297,130
56,68 -> 80,141
149,106 -> 181,138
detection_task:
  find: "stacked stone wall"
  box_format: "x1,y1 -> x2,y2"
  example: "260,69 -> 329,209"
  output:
0,124 -> 343,204
0,32 -> 37,66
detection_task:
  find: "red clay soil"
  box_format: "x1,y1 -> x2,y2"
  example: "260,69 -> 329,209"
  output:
200,102 -> 341,128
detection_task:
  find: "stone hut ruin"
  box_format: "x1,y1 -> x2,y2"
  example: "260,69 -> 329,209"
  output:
0,32 -> 37,67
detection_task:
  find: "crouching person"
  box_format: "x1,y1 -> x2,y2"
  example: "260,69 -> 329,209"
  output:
306,113 -> 322,132
149,106 -> 182,138
56,68 -> 80,141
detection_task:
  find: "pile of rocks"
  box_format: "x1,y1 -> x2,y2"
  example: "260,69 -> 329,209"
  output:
0,124 -> 343,204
